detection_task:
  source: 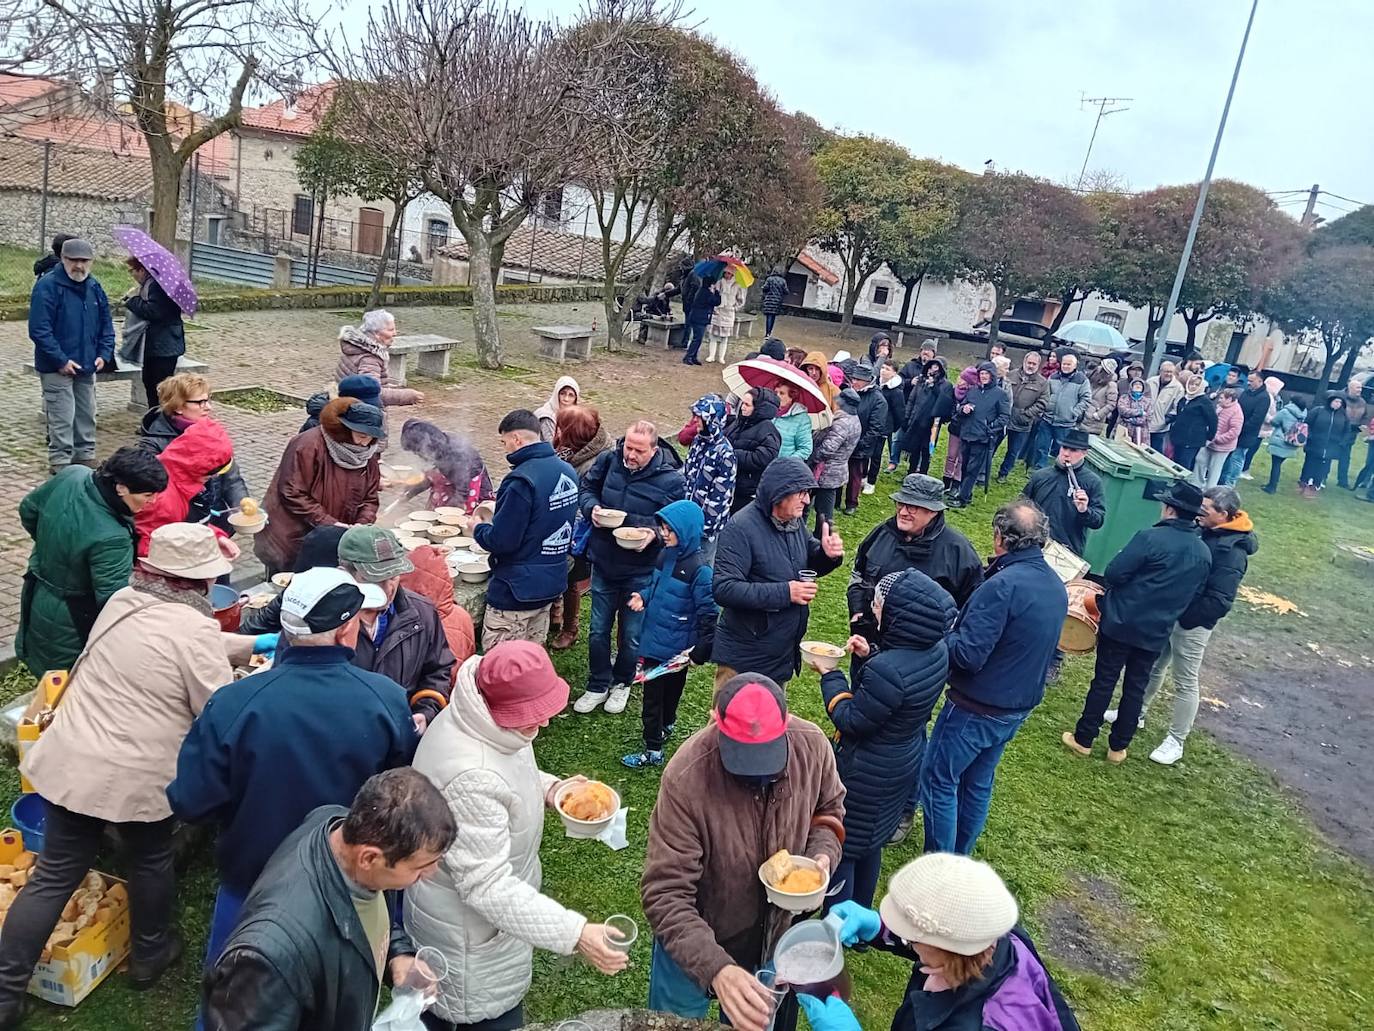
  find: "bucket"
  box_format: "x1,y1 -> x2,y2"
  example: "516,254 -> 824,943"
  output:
210,584 -> 244,632
11,793 -> 47,854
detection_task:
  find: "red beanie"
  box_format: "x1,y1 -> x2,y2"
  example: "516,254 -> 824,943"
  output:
476,641 -> 569,728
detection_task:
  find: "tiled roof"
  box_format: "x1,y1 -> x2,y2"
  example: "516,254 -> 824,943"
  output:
0,138 -> 152,200
437,221 -> 668,281
0,72 -> 65,106
796,248 -> 840,286
238,82 -> 336,139
11,112 -> 232,177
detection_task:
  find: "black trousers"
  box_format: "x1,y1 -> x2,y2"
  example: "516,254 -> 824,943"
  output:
907,420 -> 935,475
1074,632 -> 1162,753
0,803 -> 175,1007
812,486 -> 838,534
141,354 -> 180,410
642,665 -> 689,751
424,1003 -> 523,1031
1264,455 -> 1287,491
1173,444 -> 1200,473
957,441 -> 992,503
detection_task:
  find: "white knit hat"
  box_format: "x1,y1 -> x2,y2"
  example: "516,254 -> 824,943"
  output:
879,853 -> 1018,955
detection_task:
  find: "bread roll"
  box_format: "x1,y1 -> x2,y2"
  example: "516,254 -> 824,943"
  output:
13,854 -> 34,872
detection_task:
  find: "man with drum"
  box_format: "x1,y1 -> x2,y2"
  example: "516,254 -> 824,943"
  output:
1021,428 -> 1104,558
1063,482 -> 1212,764
918,500 -> 1067,855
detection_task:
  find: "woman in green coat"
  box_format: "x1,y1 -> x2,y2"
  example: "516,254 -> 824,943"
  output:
773,382 -> 815,461
17,447 -> 168,676
1260,400 -> 1306,495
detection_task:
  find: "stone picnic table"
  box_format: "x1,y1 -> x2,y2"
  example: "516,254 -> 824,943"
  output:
643,317 -> 686,350
533,324 -> 595,364
389,334 -> 462,385
21,355 -> 210,413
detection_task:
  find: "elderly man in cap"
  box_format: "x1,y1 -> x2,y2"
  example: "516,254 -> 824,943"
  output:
919,501 -> 1067,855
643,673 -> 845,1031
28,237 -> 115,475
0,523 -> 256,1024
1020,428 -> 1104,559
338,525 -> 455,733
711,458 -> 845,691
1064,482 -> 1212,763
169,565 -> 417,973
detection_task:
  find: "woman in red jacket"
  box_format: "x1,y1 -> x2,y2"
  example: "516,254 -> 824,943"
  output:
134,418 -> 238,562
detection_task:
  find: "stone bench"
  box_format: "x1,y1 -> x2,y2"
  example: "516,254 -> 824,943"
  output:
893,324 -> 939,350
644,317 -> 686,350
23,355 -> 211,413
533,324 -> 595,364
732,312 -> 759,339
388,334 -> 461,385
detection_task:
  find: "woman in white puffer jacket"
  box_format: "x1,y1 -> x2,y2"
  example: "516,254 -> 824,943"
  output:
405,641 -> 627,1030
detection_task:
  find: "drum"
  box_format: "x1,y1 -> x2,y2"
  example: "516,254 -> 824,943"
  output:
1043,540 -> 1089,584
1060,579 -> 1104,654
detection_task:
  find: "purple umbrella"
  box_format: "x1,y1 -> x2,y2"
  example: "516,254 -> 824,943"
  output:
112,225 -> 198,315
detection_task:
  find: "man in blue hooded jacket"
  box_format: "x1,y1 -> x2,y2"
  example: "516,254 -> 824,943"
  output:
28,238 -> 115,474
472,409 -> 579,650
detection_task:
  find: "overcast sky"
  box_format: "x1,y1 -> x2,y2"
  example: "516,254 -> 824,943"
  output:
337,0 -> 1372,221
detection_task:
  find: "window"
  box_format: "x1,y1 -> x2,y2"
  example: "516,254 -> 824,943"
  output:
1095,310 -> 1126,331
871,284 -> 891,306
426,218 -> 450,258
291,194 -> 314,236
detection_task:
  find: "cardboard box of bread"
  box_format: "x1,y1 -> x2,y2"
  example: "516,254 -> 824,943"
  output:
16,671 -> 70,794
0,829 -> 131,1007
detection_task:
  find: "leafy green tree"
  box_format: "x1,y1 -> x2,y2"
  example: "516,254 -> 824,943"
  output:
812,135 -> 915,334
1266,244 -> 1374,394
879,159 -> 967,327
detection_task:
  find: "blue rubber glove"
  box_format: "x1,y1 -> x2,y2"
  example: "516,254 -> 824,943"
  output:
830,900 -> 881,946
796,994 -> 861,1031
252,633 -> 280,656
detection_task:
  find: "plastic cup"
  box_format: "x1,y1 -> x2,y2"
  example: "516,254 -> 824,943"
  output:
798,569 -> 818,583
603,914 -> 638,953
401,946 -> 448,1001
756,968 -> 787,1031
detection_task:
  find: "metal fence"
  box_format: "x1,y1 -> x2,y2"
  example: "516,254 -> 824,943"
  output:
188,242 -> 427,289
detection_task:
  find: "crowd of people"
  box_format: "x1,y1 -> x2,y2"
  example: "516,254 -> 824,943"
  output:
6,258 -> 1296,1031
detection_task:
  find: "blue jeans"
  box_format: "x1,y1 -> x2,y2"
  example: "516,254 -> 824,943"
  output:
649,939 -> 798,1031
765,312 -> 778,335
195,884 -> 248,1031
824,848 -> 883,911
1027,420 -> 1053,469
684,322 -> 708,362
1037,423 -> 1073,467
998,428 -> 1031,477
1220,447 -> 1248,485
920,701 -> 1029,854
587,570 -> 651,693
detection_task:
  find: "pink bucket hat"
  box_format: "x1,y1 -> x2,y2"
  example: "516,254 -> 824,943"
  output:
476,641 -> 569,728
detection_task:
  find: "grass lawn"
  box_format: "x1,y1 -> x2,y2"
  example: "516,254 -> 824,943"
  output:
0,245 -> 136,299
1,435 -> 1371,1030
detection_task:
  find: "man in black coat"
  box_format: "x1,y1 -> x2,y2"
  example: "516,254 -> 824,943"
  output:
903,357 -> 953,475
1065,482 -> 1212,763
712,458 -> 845,689
202,769 -> 455,1031
574,421 -> 686,715
1228,368 -> 1271,483
1021,429 -> 1106,558
1138,486 -> 1256,766
844,363 -> 889,514
949,362 -> 1011,508
872,359 -> 906,478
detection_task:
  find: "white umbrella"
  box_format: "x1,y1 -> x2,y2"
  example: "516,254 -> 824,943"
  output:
722,358 -> 829,414
1056,320 -> 1128,353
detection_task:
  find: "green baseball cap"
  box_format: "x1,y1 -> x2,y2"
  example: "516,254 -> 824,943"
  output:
337,526 -> 414,582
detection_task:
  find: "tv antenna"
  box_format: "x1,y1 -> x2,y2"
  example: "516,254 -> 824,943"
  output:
1077,93 -> 1132,190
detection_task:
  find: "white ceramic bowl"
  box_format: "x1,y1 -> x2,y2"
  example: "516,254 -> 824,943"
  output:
800,641 -> 845,673
613,527 -> 656,551
593,508 -> 628,529
227,511 -> 267,534
434,506 -> 466,518
270,572 -> 293,590
397,520 -> 431,535
759,855 -> 829,913
408,510 -> 441,523
427,525 -> 463,544
554,782 -> 620,839
457,559 -> 490,584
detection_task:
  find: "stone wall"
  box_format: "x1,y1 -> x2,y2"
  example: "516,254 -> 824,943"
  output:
0,189 -> 148,256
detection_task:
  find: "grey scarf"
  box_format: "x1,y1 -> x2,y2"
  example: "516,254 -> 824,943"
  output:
130,569 -> 214,617
323,431 -> 380,470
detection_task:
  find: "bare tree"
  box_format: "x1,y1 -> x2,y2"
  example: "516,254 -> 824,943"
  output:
331,0 -> 673,368
1,0 -> 315,247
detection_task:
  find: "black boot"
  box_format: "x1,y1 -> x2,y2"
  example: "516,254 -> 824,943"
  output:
129,931 -> 184,991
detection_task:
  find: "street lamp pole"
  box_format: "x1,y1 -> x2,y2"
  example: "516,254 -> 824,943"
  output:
1147,0 -> 1259,377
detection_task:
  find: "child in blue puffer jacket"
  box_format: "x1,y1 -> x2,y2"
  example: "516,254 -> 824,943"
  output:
622,499 -> 717,769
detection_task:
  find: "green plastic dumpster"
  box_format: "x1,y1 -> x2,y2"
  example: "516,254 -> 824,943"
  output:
1081,436 -> 1190,573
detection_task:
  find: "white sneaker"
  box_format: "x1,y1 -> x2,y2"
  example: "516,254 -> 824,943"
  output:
604,684 -> 632,715
862,483 -> 875,495
1239,472 -> 1254,481
573,690 -> 607,714
1149,735 -> 1185,766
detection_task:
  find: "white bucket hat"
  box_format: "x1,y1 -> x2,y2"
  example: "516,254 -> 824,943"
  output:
141,523 -> 233,580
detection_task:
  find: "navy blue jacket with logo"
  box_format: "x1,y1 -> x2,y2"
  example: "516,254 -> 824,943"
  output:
28,265 -> 115,374
636,499 -> 717,664
579,438 -> 686,581
472,440 -> 578,610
